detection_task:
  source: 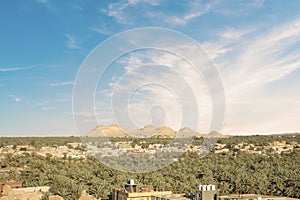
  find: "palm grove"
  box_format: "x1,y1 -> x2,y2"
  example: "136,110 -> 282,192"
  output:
0,135 -> 299,200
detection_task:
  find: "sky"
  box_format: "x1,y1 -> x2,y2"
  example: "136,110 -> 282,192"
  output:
1,0 -> 300,136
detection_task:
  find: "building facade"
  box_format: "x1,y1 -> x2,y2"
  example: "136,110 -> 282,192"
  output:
194,185 -> 218,200
112,179 -> 172,200
0,180 -> 22,197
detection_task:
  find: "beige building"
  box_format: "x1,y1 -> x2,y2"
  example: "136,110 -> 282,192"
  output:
0,185 -> 49,200
151,194 -> 190,200
49,195 -> 64,200
269,141 -> 286,147
0,180 -> 22,197
195,185 -> 218,200
49,190 -> 97,200
78,190 -> 97,200
219,194 -> 290,200
112,179 -> 172,200
67,143 -> 82,149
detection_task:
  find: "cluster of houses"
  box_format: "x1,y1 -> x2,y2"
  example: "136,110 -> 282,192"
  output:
213,140 -> 298,155
87,141 -> 186,158
0,143 -> 86,160
0,140 -> 299,162
87,139 -> 299,158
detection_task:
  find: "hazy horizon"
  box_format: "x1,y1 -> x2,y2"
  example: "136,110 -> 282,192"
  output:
1,122 -> 299,137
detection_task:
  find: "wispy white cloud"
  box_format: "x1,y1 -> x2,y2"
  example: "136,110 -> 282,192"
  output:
223,18 -> 300,90
0,66 -> 32,72
202,27 -> 255,59
65,34 -> 81,49
35,0 -> 57,10
218,27 -> 255,40
7,94 -> 21,102
89,27 -> 110,35
103,0 -> 263,27
212,0 -> 264,16
202,18 -> 300,134
89,21 -> 111,35
161,0 -> 214,27
41,106 -> 56,111
36,0 -> 48,3
244,0 -> 264,8
95,17 -> 300,134
96,50 -> 212,132
72,4 -> 84,11
102,0 -> 156,25
128,0 -> 160,6
103,0 -> 211,26
103,1 -> 134,25
36,102 -> 57,111
49,81 -> 74,87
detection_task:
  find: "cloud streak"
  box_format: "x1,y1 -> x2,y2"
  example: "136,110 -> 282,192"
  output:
103,0 -> 214,27
7,94 -> 21,102
0,66 -> 33,72
65,34 -> 81,49
49,81 -> 74,87
95,17 -> 300,134
202,18 -> 300,134
103,0 -> 264,27
95,49 -> 213,132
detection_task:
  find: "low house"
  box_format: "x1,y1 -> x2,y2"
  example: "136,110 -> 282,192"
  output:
0,184 -> 49,200
0,180 -> 22,197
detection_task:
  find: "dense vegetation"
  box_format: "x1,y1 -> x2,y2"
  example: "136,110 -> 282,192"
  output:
1,133 -> 299,148
0,135 -> 299,200
217,134 -> 300,146
0,151 -> 299,199
0,136 -> 81,148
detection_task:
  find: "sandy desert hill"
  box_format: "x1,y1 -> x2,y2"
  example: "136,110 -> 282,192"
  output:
85,124 -> 229,138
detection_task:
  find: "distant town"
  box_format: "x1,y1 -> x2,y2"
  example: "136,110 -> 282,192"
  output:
0,125 -> 300,200
1,125 -> 299,160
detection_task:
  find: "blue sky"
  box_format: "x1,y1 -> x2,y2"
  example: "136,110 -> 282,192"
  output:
1,0 -> 300,136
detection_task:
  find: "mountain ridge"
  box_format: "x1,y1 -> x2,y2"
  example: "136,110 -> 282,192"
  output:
85,124 -> 229,138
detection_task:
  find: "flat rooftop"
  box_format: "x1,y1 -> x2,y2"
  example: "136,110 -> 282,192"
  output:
219,194 -> 300,200
152,194 -> 191,200
113,188 -> 172,197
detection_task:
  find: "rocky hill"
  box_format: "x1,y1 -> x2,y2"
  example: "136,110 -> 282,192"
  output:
177,127 -> 197,137
133,125 -> 158,138
206,131 -> 229,138
151,126 -> 177,138
85,124 -> 229,138
85,124 -> 131,138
